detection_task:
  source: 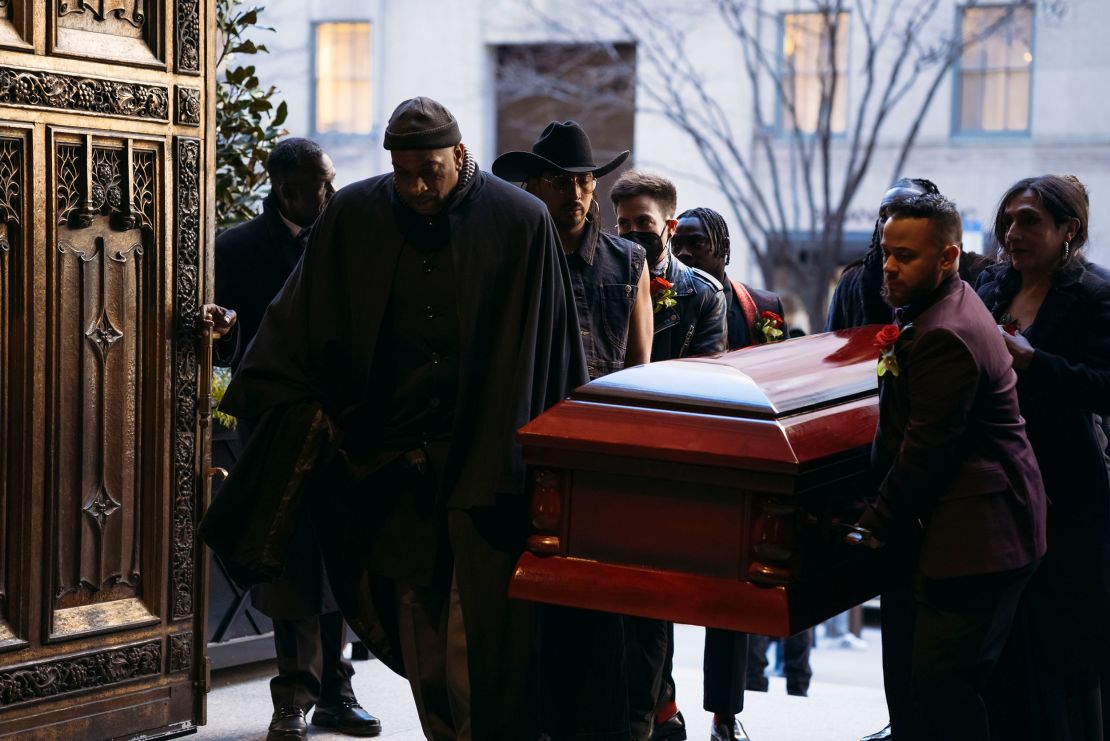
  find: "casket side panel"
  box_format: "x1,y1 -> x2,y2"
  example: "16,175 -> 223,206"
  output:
511,328 -> 890,634
567,470 -> 750,580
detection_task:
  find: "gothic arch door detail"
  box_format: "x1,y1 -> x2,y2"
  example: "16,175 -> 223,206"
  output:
0,2 -> 213,738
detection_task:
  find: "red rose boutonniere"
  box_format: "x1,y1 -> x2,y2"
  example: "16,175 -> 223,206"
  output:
999,313 -> 1020,336
650,276 -> 677,314
875,324 -> 901,377
753,310 -> 785,344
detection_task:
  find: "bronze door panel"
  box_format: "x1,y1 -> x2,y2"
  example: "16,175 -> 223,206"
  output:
0,0 -> 213,737
0,126 -> 26,654
47,132 -> 161,642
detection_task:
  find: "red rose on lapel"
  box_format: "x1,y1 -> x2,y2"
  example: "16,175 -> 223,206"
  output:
754,310 -> 785,343
874,324 -> 901,377
650,276 -> 677,314
874,324 -> 900,349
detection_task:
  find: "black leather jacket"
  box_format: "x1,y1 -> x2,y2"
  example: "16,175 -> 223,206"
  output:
650,252 -> 727,361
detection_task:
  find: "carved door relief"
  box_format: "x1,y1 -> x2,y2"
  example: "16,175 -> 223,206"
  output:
0,2 -> 30,51
55,0 -> 163,68
0,0 -> 213,738
0,129 -> 24,655
49,133 -> 159,641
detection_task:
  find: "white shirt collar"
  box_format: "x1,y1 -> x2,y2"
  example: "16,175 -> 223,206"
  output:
277,208 -> 303,239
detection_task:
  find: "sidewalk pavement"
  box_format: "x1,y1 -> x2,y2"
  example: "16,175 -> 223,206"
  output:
200,624 -> 888,741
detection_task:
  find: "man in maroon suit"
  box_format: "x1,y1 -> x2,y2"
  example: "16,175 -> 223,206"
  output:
852,192 -> 1046,741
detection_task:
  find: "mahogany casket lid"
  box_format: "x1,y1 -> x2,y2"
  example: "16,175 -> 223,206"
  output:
575,327 -> 881,417
519,326 -> 885,473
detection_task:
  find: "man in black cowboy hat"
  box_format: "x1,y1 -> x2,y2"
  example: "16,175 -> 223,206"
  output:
493,121 -> 653,741
209,96 -> 587,741
493,120 -> 652,378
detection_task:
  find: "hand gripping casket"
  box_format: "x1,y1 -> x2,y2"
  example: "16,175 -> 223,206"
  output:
509,327 -> 892,636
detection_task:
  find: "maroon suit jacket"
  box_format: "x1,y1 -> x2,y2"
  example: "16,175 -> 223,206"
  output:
864,273 -> 1047,579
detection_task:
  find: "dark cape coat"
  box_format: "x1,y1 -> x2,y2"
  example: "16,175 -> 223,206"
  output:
212,194 -> 337,620
201,168 -> 588,673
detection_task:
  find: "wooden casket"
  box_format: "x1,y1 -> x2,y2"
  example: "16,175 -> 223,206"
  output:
509,327 -> 893,637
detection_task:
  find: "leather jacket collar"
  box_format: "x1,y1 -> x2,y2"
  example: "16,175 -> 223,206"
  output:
664,252 -> 697,297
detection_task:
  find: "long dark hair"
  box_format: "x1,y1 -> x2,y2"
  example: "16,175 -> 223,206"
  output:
993,175 -> 1089,263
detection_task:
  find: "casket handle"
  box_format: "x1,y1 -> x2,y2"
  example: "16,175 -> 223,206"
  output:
748,561 -> 793,586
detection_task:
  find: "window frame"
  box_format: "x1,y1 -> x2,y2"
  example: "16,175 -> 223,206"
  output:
310,19 -> 375,140
775,10 -> 852,138
950,2 -> 1036,138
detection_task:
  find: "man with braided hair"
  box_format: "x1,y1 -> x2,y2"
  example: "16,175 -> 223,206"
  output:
672,207 -> 786,351
824,178 -> 993,332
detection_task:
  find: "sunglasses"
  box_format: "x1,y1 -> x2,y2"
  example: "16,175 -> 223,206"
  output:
539,173 -> 597,195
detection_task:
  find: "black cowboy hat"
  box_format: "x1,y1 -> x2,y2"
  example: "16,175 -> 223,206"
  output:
492,120 -> 630,182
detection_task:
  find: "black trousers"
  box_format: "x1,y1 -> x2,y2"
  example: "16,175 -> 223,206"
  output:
702,629 -> 749,714
390,506 -> 538,740
881,561 -> 1036,741
270,610 -> 355,711
541,606 -> 630,741
746,631 -> 812,696
631,622 -> 748,732
624,616 -> 669,741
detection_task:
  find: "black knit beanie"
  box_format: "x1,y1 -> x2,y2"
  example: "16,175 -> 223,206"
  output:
383,97 -> 461,151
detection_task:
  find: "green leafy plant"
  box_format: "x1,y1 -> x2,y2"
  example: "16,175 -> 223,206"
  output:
212,366 -> 238,430
215,0 -> 288,230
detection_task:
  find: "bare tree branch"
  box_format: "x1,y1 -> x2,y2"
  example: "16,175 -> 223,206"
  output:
505,0 -> 1060,326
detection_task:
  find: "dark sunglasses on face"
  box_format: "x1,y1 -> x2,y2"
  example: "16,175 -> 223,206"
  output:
540,173 -> 596,194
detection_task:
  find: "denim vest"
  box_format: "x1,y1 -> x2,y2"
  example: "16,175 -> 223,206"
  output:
565,220 -> 647,379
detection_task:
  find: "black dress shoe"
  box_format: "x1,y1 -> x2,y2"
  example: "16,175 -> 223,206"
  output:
267,706 -> 307,740
860,723 -> 892,741
710,716 -> 752,741
311,698 -> 383,737
650,710 -> 687,741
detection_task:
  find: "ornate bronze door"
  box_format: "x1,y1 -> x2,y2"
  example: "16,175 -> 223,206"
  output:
0,1 -> 214,737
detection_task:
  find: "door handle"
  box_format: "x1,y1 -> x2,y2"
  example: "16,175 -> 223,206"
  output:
198,317 -> 213,430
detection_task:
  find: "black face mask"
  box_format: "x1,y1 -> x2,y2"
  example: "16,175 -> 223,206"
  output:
622,226 -> 668,267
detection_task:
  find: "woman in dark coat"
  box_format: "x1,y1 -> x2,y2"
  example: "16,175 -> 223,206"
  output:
976,174 -> 1110,741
